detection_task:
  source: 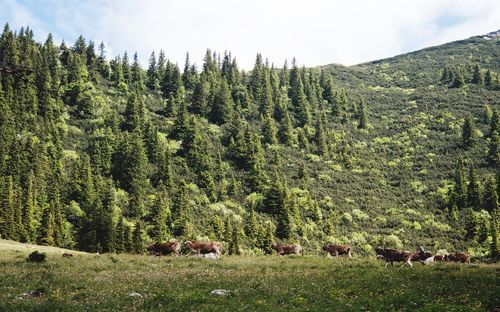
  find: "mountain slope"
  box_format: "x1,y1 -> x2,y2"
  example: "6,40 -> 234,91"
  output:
0,25 -> 498,257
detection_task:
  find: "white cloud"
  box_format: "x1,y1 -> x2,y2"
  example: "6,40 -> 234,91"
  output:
2,0 -> 499,69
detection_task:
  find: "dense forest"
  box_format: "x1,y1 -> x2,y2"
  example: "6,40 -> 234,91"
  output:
0,24 -> 498,258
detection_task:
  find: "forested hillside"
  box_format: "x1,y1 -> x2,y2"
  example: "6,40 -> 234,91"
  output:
0,24 -> 498,257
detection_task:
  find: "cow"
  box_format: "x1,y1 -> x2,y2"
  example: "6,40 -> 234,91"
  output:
375,247 -> 414,268
62,253 -> 73,258
322,244 -> 352,258
445,253 -> 470,263
147,241 -> 181,257
184,240 -> 222,258
271,243 -> 302,256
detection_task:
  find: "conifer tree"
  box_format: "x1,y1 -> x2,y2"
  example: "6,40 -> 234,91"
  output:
358,98 -> 369,129
151,182 -> 170,243
132,221 -> 143,254
489,109 -> 499,138
485,70 -> 493,87
261,114 -> 278,145
472,64 -> 483,84
210,80 -> 233,125
22,172 -> 36,242
462,114 -> 475,147
228,223 -> 241,255
467,167 -> 482,210
484,176 -> 498,213
262,222 -> 275,254
245,208 -> 259,243
488,131 -> 500,166
146,51 -> 159,90
115,216 -> 125,253
451,159 -> 467,209
0,176 -> 14,239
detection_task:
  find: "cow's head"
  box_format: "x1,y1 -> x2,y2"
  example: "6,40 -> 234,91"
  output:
271,243 -> 278,250
322,244 -> 330,251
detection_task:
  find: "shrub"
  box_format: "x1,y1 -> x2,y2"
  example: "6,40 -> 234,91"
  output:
26,251 -> 47,263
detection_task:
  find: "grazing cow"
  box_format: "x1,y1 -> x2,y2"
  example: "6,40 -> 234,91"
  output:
62,253 -> 73,258
147,241 -> 181,257
445,253 -> 470,263
322,244 -> 352,258
375,247 -> 414,268
271,243 -> 302,256
184,241 -> 222,257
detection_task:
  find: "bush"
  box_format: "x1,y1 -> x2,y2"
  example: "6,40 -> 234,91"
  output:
26,251 -> 47,263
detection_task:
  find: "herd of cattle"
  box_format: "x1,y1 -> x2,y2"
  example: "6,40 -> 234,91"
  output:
146,240 -> 470,266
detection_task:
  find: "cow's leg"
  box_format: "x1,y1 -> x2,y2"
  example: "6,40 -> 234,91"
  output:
384,261 -> 389,268
335,251 -> 339,259
348,251 -> 352,258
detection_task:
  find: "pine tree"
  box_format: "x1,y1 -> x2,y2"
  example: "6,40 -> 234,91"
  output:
132,221 -> 143,254
146,51 -> 159,90
124,224 -> 133,253
358,98 -> 369,129
484,176 -> 498,213
489,109 -> 499,138
462,114 -> 475,147
488,131 -> 500,166
210,80 -> 233,125
245,208 -> 259,243
22,172 -> 36,242
472,64 -> 484,84
151,182 -> 170,243
261,114 -> 278,145
467,167 -> 482,210
228,223 -> 241,255
115,216 -> 125,253
491,212 -> 499,260
262,222 -> 275,254
451,159 -> 467,209
452,69 -> 465,88
485,70 -> 493,87
0,176 -> 15,239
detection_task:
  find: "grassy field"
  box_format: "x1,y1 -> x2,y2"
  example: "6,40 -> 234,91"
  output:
0,240 -> 498,311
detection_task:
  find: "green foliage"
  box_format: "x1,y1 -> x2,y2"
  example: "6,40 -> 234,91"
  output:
26,250 -> 47,263
0,25 -> 499,258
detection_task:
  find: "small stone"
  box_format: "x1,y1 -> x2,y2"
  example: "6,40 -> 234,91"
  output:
128,292 -> 143,298
210,289 -> 231,296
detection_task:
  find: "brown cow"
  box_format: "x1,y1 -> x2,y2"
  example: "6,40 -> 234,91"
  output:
184,240 -> 222,257
322,244 -> 352,258
62,253 -> 73,258
271,243 -> 302,256
147,241 -> 181,256
445,253 -> 470,263
375,247 -> 414,268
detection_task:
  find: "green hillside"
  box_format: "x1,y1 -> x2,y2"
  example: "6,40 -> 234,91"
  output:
0,24 -> 498,258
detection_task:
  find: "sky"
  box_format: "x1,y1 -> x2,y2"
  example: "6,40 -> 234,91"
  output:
1,0 -> 499,70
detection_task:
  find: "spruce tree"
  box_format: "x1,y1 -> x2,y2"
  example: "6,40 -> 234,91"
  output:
462,114 -> 475,147
245,208 -> 259,243
132,221 -> 143,254
472,64 -> 484,84
358,98 -> 369,129
115,216 -> 125,253
228,223 -> 241,255
467,167 -> 482,210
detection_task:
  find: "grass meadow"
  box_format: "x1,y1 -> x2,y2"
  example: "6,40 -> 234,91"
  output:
0,240 -> 498,311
